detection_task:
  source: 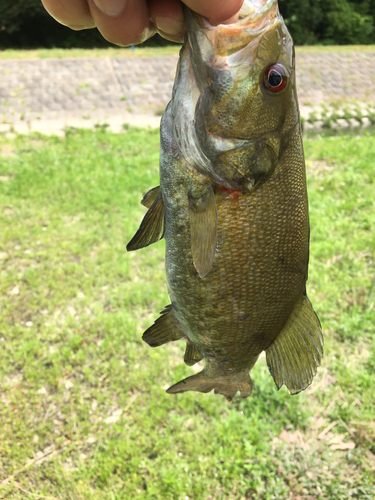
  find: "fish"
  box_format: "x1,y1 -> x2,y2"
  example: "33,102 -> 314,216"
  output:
127,0 -> 323,401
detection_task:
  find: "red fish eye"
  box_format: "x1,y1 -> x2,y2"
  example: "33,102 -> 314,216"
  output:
263,64 -> 288,94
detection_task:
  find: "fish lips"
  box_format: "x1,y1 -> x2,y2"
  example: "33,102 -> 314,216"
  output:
187,0 -> 280,58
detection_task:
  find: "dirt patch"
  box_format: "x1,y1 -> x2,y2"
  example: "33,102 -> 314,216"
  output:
306,160 -> 335,178
1,144 -> 15,157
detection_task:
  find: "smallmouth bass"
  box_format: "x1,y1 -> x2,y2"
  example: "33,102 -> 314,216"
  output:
127,0 -> 323,401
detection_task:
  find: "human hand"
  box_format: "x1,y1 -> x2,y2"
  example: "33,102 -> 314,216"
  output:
41,0 -> 243,46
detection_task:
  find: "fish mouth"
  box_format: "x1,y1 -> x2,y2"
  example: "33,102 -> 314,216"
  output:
172,0 -> 289,190
194,0 -> 279,57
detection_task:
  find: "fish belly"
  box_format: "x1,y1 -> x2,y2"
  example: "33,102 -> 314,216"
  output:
161,118 -> 309,377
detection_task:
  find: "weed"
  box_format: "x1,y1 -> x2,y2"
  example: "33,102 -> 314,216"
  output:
308,110 -> 318,122
0,129 -> 374,499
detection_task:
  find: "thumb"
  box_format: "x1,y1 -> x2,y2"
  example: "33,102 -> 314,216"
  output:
182,0 -> 243,25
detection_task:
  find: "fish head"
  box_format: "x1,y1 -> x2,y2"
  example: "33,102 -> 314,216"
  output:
172,0 -> 300,190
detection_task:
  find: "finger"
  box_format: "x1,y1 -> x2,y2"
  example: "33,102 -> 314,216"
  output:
88,0 -> 155,46
156,29 -> 185,43
183,0 -> 243,25
41,0 -> 95,30
149,0 -> 185,42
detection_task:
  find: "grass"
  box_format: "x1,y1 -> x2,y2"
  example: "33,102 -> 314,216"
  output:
0,128 -> 374,499
1,45 -> 375,60
0,47 -> 182,60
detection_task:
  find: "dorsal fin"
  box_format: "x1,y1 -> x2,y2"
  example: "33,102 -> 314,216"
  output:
143,305 -> 185,347
127,191 -> 165,251
266,295 -> 323,395
141,186 -> 161,208
184,342 -> 203,366
189,185 -> 218,279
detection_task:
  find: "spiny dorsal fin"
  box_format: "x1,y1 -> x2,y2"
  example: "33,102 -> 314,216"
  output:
127,191 -> 165,251
141,186 -> 161,209
143,305 -> 185,348
184,342 -> 203,366
266,295 -> 323,395
189,185 -> 217,279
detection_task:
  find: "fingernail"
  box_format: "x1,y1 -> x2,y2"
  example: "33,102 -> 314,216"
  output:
155,17 -> 184,36
138,25 -> 155,44
92,0 -> 127,17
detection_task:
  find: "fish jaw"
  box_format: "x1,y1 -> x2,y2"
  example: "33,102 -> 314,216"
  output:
172,0 -> 298,192
200,0 -> 280,58
184,0 -> 285,99
185,0 -> 285,86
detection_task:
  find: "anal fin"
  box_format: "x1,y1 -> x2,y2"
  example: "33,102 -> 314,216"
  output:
127,190 -> 165,251
189,185 -> 217,279
184,342 -> 203,366
143,305 -> 185,347
266,295 -> 323,395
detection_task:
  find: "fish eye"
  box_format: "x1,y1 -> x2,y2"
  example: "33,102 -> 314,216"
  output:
263,64 -> 289,94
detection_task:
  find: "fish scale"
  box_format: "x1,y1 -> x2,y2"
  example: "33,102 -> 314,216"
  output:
172,139 -> 306,358
127,0 -> 323,401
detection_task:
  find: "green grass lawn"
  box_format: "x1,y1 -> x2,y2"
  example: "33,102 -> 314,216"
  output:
1,45 -> 375,60
0,47 -> 181,60
0,128 -> 374,499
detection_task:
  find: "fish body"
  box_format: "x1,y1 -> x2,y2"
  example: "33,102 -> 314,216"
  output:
128,0 -> 323,401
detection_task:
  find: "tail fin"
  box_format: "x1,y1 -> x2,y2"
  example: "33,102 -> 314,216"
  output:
166,369 -> 252,402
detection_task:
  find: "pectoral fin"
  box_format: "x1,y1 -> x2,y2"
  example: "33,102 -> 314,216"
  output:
266,295 -> 323,395
143,305 -> 185,347
184,342 -> 203,366
189,185 -> 217,279
127,190 -> 165,251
